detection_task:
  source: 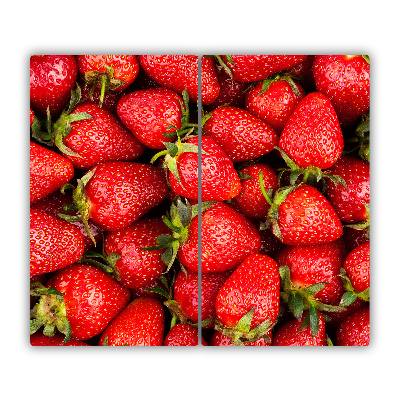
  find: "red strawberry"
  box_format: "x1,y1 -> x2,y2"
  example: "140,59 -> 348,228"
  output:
245,77 -> 306,133
206,68 -> 249,109
278,92 -> 344,169
325,156 -> 370,223
203,106 -> 279,163
342,241 -> 370,295
272,312 -> 327,346
231,162 -> 279,219
178,202 -> 261,273
164,324 -> 207,346
139,55 -> 220,105
30,208 -> 85,276
275,239 -> 347,311
77,55 -> 139,106
30,264 -> 130,341
166,136 -> 241,201
31,191 -> 103,251
117,87 -> 184,149
267,184 -> 343,246
30,142 -> 74,204
171,269 -> 231,326
30,55 -> 78,116
218,55 -> 307,82
210,331 -> 271,346
98,297 -> 165,346
336,306 -> 370,346
313,55 -> 370,127
60,101 -> 145,169
30,333 -> 90,346
214,253 -> 280,345
65,161 -> 168,237
103,218 -> 172,289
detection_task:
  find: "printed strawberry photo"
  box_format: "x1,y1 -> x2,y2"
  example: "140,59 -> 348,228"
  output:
30,54 -> 202,346
202,54 -> 370,346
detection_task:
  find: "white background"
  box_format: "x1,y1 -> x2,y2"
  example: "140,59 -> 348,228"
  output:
2,1 -> 398,398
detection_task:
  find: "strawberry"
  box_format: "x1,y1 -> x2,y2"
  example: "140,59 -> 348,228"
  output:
139,55 -> 220,105
278,92 -> 344,170
312,55 -> 370,127
265,184 -> 343,246
76,55 -> 139,106
216,55 -> 307,82
171,269 -> 200,324
230,162 -> 279,220
117,87 -> 185,149
98,297 -> 165,346
30,208 -> 85,276
178,202 -> 261,273
203,106 -> 279,163
164,324 -> 207,346
214,253 -> 280,345
30,264 -> 130,342
30,108 -> 35,126
30,332 -> 90,346
164,136 -> 241,202
245,76 -> 306,133
206,68 -> 249,109
31,191 -> 103,250
62,161 -> 168,240
210,330 -> 271,346
30,142 -> 74,204
30,55 -> 78,117
335,306 -> 370,346
339,242 -> 370,305
272,312 -> 327,346
276,239 -> 347,326
101,218 -> 172,289
325,156 -> 370,223
60,101 -> 145,169
169,269 -> 231,326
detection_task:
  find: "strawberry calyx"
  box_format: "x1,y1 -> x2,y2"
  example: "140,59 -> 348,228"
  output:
274,146 -> 347,190
80,250 -> 122,281
248,71 -> 303,97
31,84 -> 93,158
84,64 -> 126,107
59,167 -> 98,245
338,268 -> 370,306
214,307 -> 273,346
278,265 -> 345,337
141,197 -> 195,271
213,55 -> 235,79
30,282 -> 71,344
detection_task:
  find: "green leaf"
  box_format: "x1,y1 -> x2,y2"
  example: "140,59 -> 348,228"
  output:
164,142 -> 179,158
309,305 -> 320,338
177,199 -> 192,227
235,307 -> 255,333
302,282 -> 327,296
144,287 -> 170,299
288,291 -> 304,320
340,291 -> 357,307
156,234 -> 177,247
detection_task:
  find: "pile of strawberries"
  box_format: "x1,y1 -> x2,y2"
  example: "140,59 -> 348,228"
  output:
30,54 -> 370,346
